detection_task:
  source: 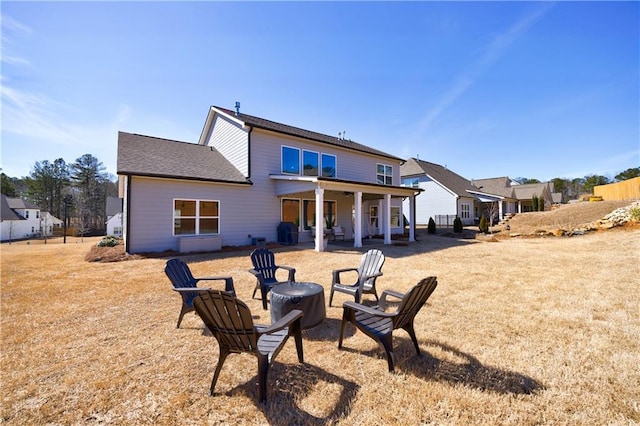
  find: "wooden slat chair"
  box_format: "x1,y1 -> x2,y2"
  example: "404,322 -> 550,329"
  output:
193,290 -> 304,403
338,276 -> 438,372
164,258 -> 235,328
329,249 -> 385,306
249,248 -> 296,310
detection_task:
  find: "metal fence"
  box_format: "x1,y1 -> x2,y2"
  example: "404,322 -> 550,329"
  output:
434,215 -> 458,228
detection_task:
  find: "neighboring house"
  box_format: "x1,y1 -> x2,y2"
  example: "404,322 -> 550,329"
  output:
400,158 -> 503,225
117,104 -> 421,254
473,177 -> 556,214
0,194 -> 62,241
105,197 -> 123,237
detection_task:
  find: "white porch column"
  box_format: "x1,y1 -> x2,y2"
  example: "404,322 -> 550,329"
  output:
498,201 -> 503,219
384,194 -> 391,245
354,191 -> 362,248
409,195 -> 416,242
315,187 -> 324,252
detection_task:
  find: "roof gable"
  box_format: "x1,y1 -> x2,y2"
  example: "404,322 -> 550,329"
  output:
202,106 -> 404,162
117,132 -> 249,184
401,158 -> 479,198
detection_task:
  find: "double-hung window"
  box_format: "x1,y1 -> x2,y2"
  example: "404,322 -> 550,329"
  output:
173,199 -> 219,235
377,164 -> 393,185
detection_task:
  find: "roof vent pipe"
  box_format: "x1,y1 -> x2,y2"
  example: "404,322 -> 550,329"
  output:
234,101 -> 240,116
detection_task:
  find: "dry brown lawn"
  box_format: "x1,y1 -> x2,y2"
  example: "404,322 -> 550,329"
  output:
2,203 -> 639,425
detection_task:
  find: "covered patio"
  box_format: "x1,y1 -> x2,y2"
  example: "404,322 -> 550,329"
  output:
271,174 -> 422,252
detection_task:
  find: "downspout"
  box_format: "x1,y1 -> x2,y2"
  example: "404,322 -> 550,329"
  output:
125,175 -> 132,254
247,125 -> 253,180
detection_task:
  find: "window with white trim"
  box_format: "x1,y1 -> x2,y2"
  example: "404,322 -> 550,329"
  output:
390,206 -> 401,227
173,199 -> 219,235
321,153 -> 336,177
281,198 -> 300,227
282,146 -> 300,174
402,177 -> 419,188
302,150 -> 319,176
369,206 -> 378,227
377,164 -> 393,185
302,199 -> 336,230
461,204 -> 470,219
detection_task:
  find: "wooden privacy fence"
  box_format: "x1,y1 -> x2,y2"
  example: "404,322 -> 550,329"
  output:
593,177 -> 640,201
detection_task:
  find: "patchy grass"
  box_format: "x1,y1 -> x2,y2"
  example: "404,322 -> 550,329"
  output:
1,203 -> 639,425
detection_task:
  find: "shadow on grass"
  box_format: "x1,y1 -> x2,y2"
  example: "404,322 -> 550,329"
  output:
338,336 -> 544,395
224,362 -> 359,425
302,317 -> 355,342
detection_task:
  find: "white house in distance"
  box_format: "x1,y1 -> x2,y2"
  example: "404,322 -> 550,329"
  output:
105,196 -> 123,237
117,104 -> 421,254
400,158 -> 502,225
1,194 -> 63,242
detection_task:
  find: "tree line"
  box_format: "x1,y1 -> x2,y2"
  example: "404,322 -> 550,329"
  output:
514,167 -> 639,202
1,154 -> 118,236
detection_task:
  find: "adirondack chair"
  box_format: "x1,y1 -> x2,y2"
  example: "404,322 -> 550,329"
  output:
193,289 -> 304,403
164,258 -> 235,328
338,276 -> 438,372
329,249 -> 385,306
249,248 -> 296,310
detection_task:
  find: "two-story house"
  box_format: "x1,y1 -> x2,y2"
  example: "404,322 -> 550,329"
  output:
1,194 -> 62,241
400,158 -> 503,226
117,104 -> 421,254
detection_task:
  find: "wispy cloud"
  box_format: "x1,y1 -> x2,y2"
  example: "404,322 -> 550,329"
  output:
1,15 -> 31,65
2,82 -> 132,174
416,3 -> 555,133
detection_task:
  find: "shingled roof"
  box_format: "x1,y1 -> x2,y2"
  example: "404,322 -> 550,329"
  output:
117,132 -> 250,184
472,177 -> 517,198
211,106 -> 405,162
1,194 -> 22,221
401,158 -> 480,197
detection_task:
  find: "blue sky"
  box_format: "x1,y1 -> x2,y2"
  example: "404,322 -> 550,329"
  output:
2,1 -> 638,182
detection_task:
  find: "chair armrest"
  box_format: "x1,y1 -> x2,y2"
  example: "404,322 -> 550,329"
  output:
194,276 -> 235,294
276,265 -> 296,282
276,265 -> 295,272
332,267 -> 358,284
248,268 -> 266,284
259,309 -> 304,334
343,301 -> 393,318
379,288 -> 405,310
381,289 -> 404,300
172,287 -> 212,293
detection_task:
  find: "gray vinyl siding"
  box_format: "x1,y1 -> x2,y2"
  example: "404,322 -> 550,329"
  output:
252,130 -> 402,185
207,115 -> 249,177
127,176 -> 279,253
